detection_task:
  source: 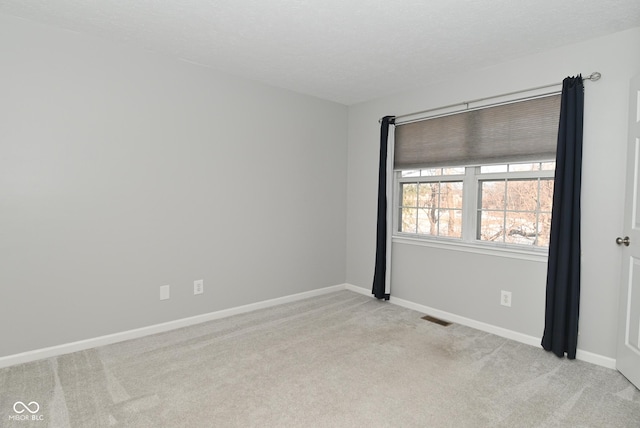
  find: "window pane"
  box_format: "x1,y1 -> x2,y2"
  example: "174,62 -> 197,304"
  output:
506,179 -> 539,212
418,183 -> 438,208
537,213 -> 553,246
505,212 -> 537,245
509,162 -> 538,172
481,164 -> 508,173
539,179 -> 554,211
401,183 -> 418,207
401,208 -> 417,233
438,209 -> 462,238
401,170 -> 420,177
441,182 -> 463,209
420,168 -> 442,176
417,208 -> 436,235
480,181 -> 505,210
541,162 -> 556,171
442,167 -> 465,175
479,210 -> 505,242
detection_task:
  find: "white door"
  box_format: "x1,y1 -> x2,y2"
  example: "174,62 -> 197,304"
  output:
617,73 -> 640,389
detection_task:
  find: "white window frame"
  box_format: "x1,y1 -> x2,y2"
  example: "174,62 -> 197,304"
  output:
393,161 -> 554,261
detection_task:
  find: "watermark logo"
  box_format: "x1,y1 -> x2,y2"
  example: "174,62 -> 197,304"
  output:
13,402 -> 39,414
9,401 -> 44,422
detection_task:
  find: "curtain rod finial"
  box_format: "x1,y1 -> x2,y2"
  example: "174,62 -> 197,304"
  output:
586,72 -> 601,81
378,116 -> 396,124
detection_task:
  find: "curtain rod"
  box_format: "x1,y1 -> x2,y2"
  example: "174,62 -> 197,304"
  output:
380,72 -> 601,124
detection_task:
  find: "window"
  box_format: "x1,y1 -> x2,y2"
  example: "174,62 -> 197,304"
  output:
399,168 -> 464,238
477,162 -> 555,247
396,161 -> 555,249
392,93 -> 561,254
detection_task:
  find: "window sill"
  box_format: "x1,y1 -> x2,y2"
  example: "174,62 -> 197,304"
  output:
392,235 -> 549,263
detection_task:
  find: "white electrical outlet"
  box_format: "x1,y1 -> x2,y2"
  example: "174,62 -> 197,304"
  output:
160,285 -> 170,301
194,279 -> 204,295
501,290 -> 512,307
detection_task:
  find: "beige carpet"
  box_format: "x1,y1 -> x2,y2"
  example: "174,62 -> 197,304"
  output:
1,290 -> 639,427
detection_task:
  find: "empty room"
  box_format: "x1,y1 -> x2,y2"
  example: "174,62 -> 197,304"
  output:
1,1 -> 640,426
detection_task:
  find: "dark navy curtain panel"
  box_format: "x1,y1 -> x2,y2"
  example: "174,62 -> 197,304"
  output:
372,116 -> 395,300
542,75 -> 584,359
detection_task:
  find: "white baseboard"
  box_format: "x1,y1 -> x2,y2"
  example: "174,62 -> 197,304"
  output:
574,349 -> 616,369
1,283 -> 616,370
344,283 -> 374,297
0,284 -> 347,369
344,283 -> 616,369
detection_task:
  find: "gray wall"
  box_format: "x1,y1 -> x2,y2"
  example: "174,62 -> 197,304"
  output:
0,15 -> 348,357
347,27 -> 640,359
3,11 -> 639,363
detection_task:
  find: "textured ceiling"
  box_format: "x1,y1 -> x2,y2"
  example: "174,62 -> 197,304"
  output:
1,0 -> 640,105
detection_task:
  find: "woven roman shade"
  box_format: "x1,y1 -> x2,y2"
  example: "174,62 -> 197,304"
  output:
394,94 -> 561,169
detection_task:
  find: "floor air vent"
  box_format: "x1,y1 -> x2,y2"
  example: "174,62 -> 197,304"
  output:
421,315 -> 452,326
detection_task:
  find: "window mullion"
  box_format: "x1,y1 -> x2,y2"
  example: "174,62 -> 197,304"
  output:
462,166 -> 477,243
414,182 -> 419,234
536,177 -> 541,246
502,179 -> 508,244
393,171 -> 400,234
